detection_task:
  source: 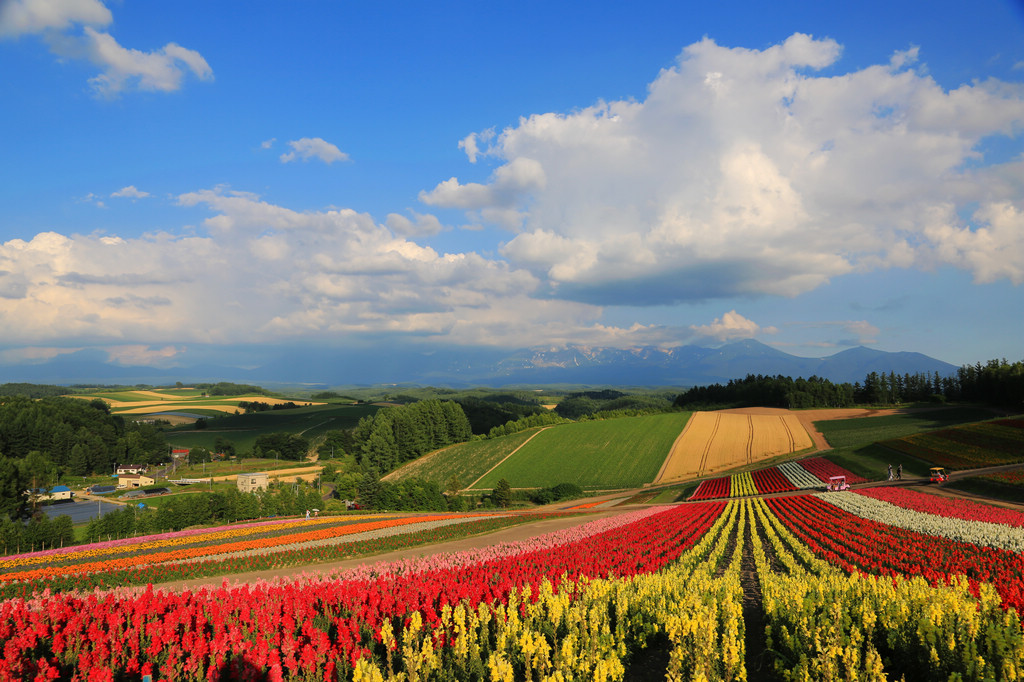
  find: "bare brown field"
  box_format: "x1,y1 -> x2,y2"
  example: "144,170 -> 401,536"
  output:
655,411 -> 813,483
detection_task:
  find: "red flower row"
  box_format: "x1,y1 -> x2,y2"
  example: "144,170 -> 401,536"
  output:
689,476 -> 730,500
750,467 -> 796,495
766,494 -> 1024,615
797,457 -> 867,484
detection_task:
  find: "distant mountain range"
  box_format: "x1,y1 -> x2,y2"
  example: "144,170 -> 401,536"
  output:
477,340 -> 958,387
0,339 -> 959,389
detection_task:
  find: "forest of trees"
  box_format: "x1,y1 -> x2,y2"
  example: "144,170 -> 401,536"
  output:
554,389 -> 676,420
674,358 -> 1024,411
674,375 -> 855,409
0,396 -> 168,477
351,399 -> 473,474
453,394 -> 549,434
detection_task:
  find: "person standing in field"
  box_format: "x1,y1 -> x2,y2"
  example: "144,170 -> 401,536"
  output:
897,464 -> 902,480
888,464 -> 893,481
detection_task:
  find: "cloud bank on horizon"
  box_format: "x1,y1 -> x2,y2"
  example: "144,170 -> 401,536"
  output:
0,0 -> 1022,373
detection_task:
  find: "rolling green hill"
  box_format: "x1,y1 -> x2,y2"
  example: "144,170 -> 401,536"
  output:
164,403 -> 382,453
383,428 -> 543,489
471,412 -> 690,491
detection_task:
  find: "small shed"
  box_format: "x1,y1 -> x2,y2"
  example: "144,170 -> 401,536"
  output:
237,472 -> 270,493
36,485 -> 74,502
115,464 -> 148,475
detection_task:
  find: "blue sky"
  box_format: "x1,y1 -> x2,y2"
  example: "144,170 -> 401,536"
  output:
1,0 -> 1023,379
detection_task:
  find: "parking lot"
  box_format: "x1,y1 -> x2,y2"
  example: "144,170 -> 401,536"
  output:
40,499 -> 126,524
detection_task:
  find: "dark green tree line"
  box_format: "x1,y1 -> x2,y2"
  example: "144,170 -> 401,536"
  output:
0,395 -> 168,478
352,399 -> 472,474
674,374 -> 855,410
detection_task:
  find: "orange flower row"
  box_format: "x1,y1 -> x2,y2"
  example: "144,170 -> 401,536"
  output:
0,515 -> 373,571
1,513 -> 493,583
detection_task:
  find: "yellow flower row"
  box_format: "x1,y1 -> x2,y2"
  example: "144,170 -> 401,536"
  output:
730,471 -> 756,498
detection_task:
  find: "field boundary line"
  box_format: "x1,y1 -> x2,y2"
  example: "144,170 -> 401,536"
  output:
298,420 -> 332,437
654,413 -> 696,484
465,427 -> 552,491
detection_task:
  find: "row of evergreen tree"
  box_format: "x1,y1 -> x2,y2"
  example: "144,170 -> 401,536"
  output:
674,359 -> 1024,411
855,360 -> 1024,407
351,399 -> 473,474
0,513 -> 74,555
674,374 -> 855,409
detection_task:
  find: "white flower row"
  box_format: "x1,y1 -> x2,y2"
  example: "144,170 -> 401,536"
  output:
817,491 -> 1024,553
778,461 -> 824,490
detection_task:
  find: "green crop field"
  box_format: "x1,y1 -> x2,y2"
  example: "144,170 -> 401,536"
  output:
164,403 -> 381,453
878,417 -> 1024,470
814,406 -> 995,449
814,407 -> 1003,481
473,412 -> 690,490
384,429 -> 542,488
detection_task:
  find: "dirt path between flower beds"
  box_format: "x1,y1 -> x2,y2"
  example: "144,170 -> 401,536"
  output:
160,507 -> 640,593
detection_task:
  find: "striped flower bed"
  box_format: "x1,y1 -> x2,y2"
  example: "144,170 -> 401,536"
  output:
777,461 -> 825,489
0,513 -> 502,582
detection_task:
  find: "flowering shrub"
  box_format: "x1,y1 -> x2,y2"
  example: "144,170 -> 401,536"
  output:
0,503 -> 729,680
748,496 -> 1024,681
978,469 -> 1024,487
4,493 -> 1024,680
881,419 -> 1024,469
730,471 -> 756,497
1,513 -> 506,583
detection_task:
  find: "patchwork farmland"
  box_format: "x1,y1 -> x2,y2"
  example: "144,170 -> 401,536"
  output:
5,395 -> 1024,680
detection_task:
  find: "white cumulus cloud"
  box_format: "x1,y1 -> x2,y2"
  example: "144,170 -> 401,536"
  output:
0,0 -> 212,96
280,138 -> 349,164
690,311 -> 776,342
425,33 -> 1024,306
0,0 -> 111,36
111,185 -> 150,199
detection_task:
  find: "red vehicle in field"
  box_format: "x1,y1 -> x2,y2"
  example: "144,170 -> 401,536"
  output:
929,467 -> 948,483
825,475 -> 850,492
